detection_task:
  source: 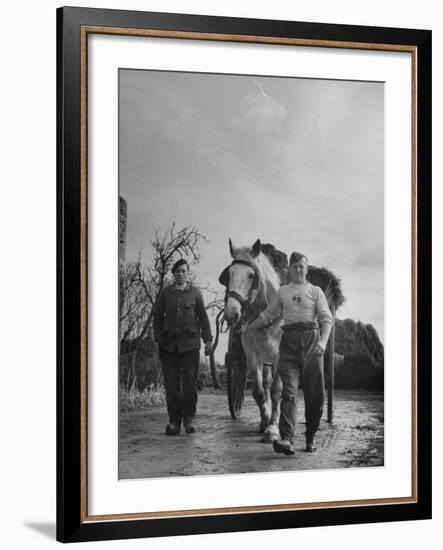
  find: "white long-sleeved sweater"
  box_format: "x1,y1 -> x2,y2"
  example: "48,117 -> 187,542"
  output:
260,281 -> 333,328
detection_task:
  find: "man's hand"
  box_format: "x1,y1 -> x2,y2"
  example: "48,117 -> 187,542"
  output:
204,341 -> 213,356
314,341 -> 326,356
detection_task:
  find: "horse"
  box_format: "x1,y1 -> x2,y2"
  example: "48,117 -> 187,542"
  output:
219,238 -> 283,442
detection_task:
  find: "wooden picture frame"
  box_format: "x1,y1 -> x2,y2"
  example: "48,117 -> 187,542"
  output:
57,6 -> 431,543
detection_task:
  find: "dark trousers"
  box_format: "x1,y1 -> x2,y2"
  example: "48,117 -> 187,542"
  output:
277,329 -> 325,444
159,348 -> 200,426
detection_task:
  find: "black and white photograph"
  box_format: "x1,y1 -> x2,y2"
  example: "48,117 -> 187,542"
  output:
118,68 -> 385,480
0,0 -> 437,545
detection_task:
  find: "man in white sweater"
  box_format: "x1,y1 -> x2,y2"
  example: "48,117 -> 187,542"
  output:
250,252 -> 333,455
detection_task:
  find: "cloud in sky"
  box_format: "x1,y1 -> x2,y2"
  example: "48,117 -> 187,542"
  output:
236,80 -> 288,133
119,69 -> 384,343
353,245 -> 384,270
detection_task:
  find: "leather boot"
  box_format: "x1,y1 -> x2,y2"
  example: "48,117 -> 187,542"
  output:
305,433 -> 317,452
273,439 -> 295,455
165,422 -> 181,435
184,417 -> 196,434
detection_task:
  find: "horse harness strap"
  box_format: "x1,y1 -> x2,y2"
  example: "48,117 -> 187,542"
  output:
227,289 -> 250,306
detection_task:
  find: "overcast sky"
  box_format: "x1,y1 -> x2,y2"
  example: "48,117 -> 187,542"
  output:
119,69 -> 384,347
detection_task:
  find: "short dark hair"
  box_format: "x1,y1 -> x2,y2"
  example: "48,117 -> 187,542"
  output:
289,251 -> 308,265
172,258 -> 189,273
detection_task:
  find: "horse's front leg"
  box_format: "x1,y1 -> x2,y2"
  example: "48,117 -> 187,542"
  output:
261,358 -> 282,443
248,359 -> 271,435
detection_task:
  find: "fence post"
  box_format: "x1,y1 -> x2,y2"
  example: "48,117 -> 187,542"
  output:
327,305 -> 336,423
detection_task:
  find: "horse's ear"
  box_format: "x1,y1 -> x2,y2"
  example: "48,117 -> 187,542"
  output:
251,239 -> 261,258
218,266 -> 230,287
229,238 -> 238,258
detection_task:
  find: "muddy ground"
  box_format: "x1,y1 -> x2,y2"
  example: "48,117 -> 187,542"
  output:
119,389 -> 384,479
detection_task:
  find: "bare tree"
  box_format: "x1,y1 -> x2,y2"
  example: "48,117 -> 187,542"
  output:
119,259 -> 157,343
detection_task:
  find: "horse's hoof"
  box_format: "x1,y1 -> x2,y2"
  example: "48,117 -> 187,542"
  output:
258,420 -> 270,433
261,428 -> 280,443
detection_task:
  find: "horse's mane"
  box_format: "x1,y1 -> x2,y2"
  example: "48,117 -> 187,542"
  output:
261,243 -> 288,284
233,247 -> 280,289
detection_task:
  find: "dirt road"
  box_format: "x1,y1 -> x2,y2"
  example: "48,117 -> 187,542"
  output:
119,389 -> 384,479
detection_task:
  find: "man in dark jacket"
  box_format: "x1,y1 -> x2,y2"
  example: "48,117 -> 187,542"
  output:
153,259 -> 213,435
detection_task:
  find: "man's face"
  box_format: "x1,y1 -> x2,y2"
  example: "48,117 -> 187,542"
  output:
173,264 -> 189,285
289,259 -> 308,284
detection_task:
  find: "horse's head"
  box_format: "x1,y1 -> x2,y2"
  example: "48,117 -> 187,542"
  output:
219,238 -> 262,327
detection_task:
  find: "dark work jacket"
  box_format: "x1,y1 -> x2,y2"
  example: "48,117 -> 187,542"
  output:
153,283 -> 212,353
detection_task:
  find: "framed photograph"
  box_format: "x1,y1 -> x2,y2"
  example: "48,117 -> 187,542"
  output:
57,6 -> 431,543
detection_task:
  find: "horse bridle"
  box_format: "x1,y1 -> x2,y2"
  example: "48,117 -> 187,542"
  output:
220,259 -> 262,328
